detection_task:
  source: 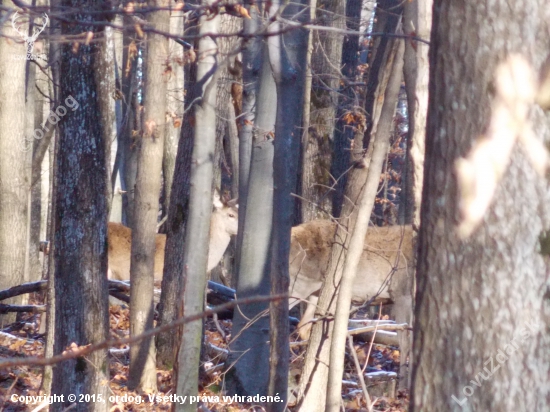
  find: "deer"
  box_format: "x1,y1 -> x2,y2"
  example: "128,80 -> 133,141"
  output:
107,194 -> 239,281
288,221 -> 414,339
107,202 -> 414,339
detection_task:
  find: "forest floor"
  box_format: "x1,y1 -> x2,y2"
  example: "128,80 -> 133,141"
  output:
0,295 -> 409,411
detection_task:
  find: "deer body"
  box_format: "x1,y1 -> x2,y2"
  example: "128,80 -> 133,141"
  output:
288,221 -> 414,337
107,210 -> 413,336
288,221 -> 414,306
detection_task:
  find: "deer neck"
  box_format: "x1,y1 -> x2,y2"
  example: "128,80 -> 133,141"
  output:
207,218 -> 231,272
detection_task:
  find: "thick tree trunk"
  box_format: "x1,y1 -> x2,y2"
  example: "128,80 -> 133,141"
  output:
411,1 -> 550,411
228,42 -> 277,397
50,3 -> 110,409
173,5 -> 220,410
128,0 -> 170,392
300,0 -> 346,222
0,4 -> 29,327
266,0 -> 309,408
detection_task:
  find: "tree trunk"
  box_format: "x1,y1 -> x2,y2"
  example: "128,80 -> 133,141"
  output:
300,0 -> 346,222
40,17 -> 61,394
50,3 -> 110,408
402,0 -> 431,228
173,4 -> 220,410
119,14 -> 140,228
210,12 -> 241,284
235,4 -> 262,273
227,42 -> 277,397
128,0 -> 170,392
296,4 -> 403,409
330,0 -> 373,217
411,1 -> 550,411
398,0 -> 431,390
266,0 -> 309,408
0,3 -> 29,327
156,14 -> 198,370
326,39 -> 404,412
162,10 -> 184,221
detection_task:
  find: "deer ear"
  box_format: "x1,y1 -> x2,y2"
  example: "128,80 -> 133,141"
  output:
227,198 -> 239,208
213,189 -> 223,209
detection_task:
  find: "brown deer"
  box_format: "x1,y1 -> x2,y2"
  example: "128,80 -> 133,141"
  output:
107,195 -> 239,281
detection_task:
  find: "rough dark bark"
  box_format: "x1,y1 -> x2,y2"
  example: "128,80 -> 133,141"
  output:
300,0 -> 346,222
50,1 -> 110,408
411,1 -> 550,411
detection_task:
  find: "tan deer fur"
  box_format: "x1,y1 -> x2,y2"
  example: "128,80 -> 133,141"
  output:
107,208 -> 413,339
289,221 -> 414,338
107,200 -> 239,281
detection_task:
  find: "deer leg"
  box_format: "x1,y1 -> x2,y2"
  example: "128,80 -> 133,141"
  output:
296,294 -> 318,340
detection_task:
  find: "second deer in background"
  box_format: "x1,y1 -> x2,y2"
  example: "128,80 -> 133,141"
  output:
107,194 -> 239,281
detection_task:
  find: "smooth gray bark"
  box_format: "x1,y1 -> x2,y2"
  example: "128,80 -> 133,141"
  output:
228,42 -> 277,396
174,6 -> 220,411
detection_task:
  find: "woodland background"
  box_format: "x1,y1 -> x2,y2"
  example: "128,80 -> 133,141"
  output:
0,0 -> 549,411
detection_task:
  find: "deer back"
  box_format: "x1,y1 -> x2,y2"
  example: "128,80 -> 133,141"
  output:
288,221 -> 414,306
